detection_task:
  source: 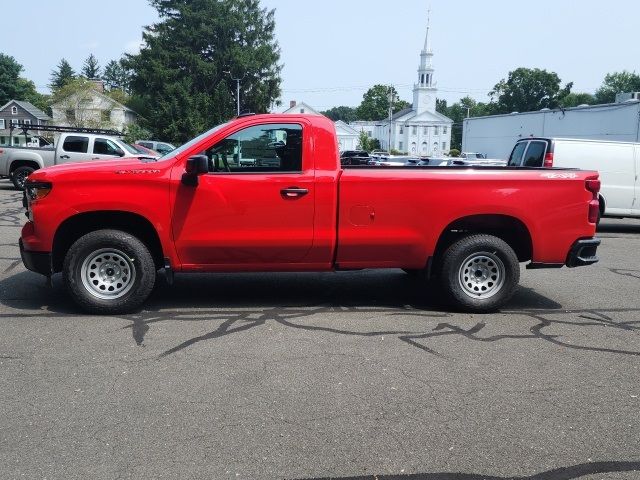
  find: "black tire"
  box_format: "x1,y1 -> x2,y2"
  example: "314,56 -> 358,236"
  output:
439,234 -> 520,313
62,229 -> 156,314
11,166 -> 35,190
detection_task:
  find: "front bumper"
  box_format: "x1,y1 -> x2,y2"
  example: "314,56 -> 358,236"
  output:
566,237 -> 600,268
19,238 -> 52,276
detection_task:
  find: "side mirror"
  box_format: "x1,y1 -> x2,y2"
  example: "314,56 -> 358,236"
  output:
182,155 -> 208,186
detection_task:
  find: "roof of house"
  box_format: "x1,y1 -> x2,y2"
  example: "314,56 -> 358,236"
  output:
281,101 -> 321,115
0,100 -> 51,120
334,120 -> 359,136
391,107 -> 414,120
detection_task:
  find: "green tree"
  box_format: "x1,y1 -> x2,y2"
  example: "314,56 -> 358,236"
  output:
490,68 -> 572,114
81,54 -> 101,79
16,78 -> 49,113
0,54 -> 49,111
356,85 -> 409,121
126,0 -> 282,143
355,130 -> 380,152
560,92 -> 595,108
0,54 -> 24,105
594,71 -> 640,104
123,123 -> 152,144
103,59 -> 131,92
49,58 -> 76,91
321,106 -> 357,122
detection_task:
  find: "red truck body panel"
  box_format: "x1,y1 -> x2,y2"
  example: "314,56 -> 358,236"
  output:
21,114 -> 597,276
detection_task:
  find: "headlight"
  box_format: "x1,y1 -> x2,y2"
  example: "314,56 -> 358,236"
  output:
25,182 -> 52,201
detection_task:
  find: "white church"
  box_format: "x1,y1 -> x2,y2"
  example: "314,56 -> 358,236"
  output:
282,16 -> 453,155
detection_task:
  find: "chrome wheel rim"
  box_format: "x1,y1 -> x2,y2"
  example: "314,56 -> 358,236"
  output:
458,251 -> 505,299
15,170 -> 30,189
80,248 -> 136,300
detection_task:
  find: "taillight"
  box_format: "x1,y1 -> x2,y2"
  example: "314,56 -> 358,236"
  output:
586,176 -> 600,224
586,179 -> 601,194
543,151 -> 554,167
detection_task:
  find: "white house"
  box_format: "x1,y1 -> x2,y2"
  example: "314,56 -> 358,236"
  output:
350,16 -> 453,155
462,100 -> 640,159
281,101 -> 321,116
51,81 -> 138,133
334,120 -> 360,151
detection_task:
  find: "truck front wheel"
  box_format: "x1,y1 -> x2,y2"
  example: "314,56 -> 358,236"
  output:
11,166 -> 35,190
439,234 -> 520,313
62,229 -> 156,314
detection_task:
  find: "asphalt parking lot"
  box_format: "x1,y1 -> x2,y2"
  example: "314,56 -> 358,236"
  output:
0,183 -> 639,480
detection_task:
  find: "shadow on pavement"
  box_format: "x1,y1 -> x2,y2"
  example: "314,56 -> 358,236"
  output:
597,220 -> 640,234
2,270 -> 639,359
296,459 -> 640,479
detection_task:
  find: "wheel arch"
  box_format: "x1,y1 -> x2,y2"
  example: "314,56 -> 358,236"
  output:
433,214 -> 533,264
52,211 -> 164,273
10,159 -> 41,173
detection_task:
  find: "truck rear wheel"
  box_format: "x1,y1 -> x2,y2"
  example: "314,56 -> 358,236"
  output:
62,229 -> 156,314
439,234 -> 519,313
11,166 -> 35,190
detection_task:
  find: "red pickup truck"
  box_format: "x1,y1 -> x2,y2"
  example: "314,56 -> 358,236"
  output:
20,114 -> 601,314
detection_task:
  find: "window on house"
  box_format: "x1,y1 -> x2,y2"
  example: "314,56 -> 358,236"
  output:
366,131 -> 371,137
101,111 -> 111,122
13,137 -> 20,145
23,119 -> 31,125
62,136 -> 89,153
442,142 -> 447,151
398,141 -> 403,150
11,106 -> 17,115
423,126 -> 428,135
443,126 -> 447,135
434,126 -> 439,135
300,109 -> 305,113
412,126 -> 417,135
0,119 -> 5,129
65,109 -> 76,122
203,123 -> 303,173
399,126 -> 403,134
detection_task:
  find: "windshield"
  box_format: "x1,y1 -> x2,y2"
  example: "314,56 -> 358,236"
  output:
119,141 -> 140,155
158,122 -> 231,160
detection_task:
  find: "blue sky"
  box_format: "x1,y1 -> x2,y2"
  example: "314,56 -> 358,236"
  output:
4,0 -> 638,109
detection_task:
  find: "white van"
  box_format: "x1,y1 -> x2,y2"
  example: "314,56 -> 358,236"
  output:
507,137 -> 640,219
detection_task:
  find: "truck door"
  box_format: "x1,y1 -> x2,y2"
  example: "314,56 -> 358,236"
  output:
171,122 -> 315,267
57,135 -> 91,164
91,137 -> 126,161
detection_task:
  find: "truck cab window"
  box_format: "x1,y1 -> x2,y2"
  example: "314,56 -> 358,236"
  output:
93,138 -> 124,156
63,136 -> 89,153
522,141 -> 546,167
204,124 -> 303,173
508,141 -> 527,166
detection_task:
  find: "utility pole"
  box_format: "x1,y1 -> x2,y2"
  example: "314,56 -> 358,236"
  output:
224,70 -> 246,116
388,85 -> 395,153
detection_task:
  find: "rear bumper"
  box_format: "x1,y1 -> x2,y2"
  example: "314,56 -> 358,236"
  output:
565,237 -> 600,267
19,238 -> 52,276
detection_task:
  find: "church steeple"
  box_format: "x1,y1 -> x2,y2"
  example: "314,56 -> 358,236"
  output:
413,10 -> 437,114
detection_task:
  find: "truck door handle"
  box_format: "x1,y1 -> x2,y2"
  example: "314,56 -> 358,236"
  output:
281,187 -> 309,198
60,155 -> 70,160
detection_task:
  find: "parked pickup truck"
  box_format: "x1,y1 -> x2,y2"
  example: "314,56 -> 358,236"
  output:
0,133 -> 148,190
20,114 -> 601,314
